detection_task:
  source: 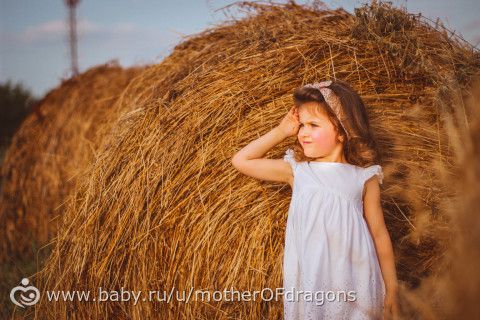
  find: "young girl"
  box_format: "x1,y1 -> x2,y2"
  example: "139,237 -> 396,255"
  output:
232,80 -> 399,319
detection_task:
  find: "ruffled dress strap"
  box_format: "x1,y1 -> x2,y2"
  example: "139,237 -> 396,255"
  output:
283,148 -> 298,174
362,164 -> 384,185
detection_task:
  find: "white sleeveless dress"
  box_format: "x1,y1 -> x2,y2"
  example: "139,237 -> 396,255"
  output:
282,148 -> 386,320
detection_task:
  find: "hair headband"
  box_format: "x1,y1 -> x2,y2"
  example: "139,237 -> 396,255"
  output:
303,80 -> 352,140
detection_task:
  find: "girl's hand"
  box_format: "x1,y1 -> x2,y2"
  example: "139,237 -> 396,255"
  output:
383,288 -> 399,320
277,106 -> 300,137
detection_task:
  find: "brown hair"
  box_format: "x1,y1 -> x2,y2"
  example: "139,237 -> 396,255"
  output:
291,79 -> 380,167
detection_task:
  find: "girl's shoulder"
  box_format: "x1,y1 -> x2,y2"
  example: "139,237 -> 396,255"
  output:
360,164 -> 384,185
283,148 -> 298,170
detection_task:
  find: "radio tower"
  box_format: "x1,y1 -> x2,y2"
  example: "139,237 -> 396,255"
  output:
65,0 -> 80,76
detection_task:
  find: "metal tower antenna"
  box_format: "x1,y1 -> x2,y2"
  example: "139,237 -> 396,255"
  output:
65,0 -> 80,76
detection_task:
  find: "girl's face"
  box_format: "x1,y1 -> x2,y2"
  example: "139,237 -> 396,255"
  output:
297,102 -> 343,159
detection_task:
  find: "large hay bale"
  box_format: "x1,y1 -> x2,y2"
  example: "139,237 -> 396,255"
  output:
0,61 -> 144,261
31,2 -> 479,319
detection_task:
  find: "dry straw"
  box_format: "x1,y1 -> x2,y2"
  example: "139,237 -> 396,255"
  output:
0,61 -> 144,263
398,76 -> 480,319
18,1 -> 480,319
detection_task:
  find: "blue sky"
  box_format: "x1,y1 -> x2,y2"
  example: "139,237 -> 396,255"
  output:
1,0 -> 479,97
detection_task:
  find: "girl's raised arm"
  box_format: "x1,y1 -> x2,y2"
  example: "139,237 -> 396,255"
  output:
231,107 -> 299,186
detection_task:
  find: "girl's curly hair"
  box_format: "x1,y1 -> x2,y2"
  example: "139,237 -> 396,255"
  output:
291,79 -> 380,167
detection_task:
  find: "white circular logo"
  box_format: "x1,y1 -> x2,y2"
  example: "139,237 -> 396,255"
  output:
10,278 -> 40,308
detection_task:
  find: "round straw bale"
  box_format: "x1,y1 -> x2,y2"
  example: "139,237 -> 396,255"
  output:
0,61 -> 144,262
33,2 -> 480,319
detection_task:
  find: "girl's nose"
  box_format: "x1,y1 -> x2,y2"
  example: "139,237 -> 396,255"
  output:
299,131 -> 310,139
300,127 -> 311,135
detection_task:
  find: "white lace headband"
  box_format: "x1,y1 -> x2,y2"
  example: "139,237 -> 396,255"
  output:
303,80 -> 352,139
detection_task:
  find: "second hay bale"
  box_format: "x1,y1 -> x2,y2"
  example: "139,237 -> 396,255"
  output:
0,61 -> 144,261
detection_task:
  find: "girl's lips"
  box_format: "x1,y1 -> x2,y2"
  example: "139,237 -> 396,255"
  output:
303,141 -> 312,144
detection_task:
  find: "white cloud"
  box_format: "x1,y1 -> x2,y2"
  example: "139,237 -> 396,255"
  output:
23,20 -> 66,42
17,18 -> 140,44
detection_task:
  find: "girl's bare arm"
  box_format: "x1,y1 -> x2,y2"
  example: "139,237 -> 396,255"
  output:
231,107 -> 299,186
363,177 -> 399,317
